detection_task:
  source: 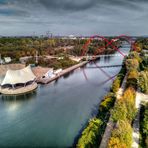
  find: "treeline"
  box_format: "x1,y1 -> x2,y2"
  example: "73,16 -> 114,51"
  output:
0,37 -> 121,61
26,56 -> 78,70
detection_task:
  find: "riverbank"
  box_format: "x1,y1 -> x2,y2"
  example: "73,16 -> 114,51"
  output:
36,61 -> 88,84
76,61 -> 127,147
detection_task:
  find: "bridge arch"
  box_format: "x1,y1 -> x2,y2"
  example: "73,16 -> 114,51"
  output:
81,34 -> 136,82
81,34 -> 136,57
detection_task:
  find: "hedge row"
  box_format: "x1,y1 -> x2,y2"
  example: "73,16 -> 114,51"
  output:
111,87 -> 136,123
138,52 -> 148,94
108,87 -> 136,148
111,64 -> 126,93
139,103 -> 148,147
108,120 -> 133,148
76,118 -> 102,148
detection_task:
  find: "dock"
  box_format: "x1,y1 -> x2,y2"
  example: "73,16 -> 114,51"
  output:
37,61 -> 88,84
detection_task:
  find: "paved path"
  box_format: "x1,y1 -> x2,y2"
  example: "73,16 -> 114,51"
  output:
132,92 -> 148,148
37,61 -> 88,84
99,75 -> 127,148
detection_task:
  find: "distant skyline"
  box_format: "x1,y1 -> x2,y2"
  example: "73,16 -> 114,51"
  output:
0,0 -> 148,36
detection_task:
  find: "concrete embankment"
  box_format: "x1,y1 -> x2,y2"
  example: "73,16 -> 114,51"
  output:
37,61 -> 88,84
0,83 -> 38,95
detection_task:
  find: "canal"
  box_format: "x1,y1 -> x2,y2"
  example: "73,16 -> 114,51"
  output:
0,44 -> 130,147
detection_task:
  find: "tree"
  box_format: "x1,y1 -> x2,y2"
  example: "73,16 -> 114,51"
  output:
138,71 -> 148,94
126,58 -> 139,71
128,51 -> 141,62
108,137 -> 126,148
77,118 -> 102,148
126,70 -> 138,88
109,120 -> 133,148
111,100 -> 127,122
111,78 -> 120,93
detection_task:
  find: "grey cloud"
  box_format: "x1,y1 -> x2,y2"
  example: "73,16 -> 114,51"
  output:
0,0 -> 148,36
38,0 -> 98,11
38,0 -> 148,11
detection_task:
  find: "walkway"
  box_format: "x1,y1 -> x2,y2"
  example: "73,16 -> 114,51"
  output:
99,75 -> 127,148
85,64 -> 122,69
37,61 -> 88,84
81,53 -> 128,59
132,92 -> 148,148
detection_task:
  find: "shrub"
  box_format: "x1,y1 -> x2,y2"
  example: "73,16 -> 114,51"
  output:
126,70 -> 138,88
111,87 -> 136,123
111,78 -> 120,93
108,137 -> 126,148
123,87 -> 136,104
111,100 -> 127,122
77,118 -> 102,148
108,120 -> 133,148
140,103 -> 148,147
128,51 -> 142,62
140,56 -> 148,70
98,93 -> 115,119
111,66 -> 126,93
138,71 -> 148,94
126,58 -> 139,71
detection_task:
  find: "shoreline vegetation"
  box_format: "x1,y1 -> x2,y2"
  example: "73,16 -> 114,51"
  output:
76,61 -> 126,148
76,38 -> 148,148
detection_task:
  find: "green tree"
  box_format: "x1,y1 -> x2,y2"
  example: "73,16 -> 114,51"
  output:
138,71 -> 148,94
109,120 -> 133,148
77,118 -> 102,148
111,100 -> 127,122
126,58 -> 139,71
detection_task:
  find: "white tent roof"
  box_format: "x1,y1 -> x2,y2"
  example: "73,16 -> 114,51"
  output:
1,65 -> 36,86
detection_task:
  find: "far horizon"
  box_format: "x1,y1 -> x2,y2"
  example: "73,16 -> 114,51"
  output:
0,34 -> 148,38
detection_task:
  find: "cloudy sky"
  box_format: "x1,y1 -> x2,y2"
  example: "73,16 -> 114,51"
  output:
0,0 -> 148,36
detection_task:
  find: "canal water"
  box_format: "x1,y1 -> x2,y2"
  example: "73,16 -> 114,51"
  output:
0,45 -> 130,147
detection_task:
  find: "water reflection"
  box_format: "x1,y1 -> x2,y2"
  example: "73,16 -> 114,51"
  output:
63,70 -> 74,79
104,56 -> 112,63
0,91 -> 37,115
0,90 -> 37,102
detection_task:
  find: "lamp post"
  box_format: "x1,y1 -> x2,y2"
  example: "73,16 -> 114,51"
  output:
35,50 -> 38,64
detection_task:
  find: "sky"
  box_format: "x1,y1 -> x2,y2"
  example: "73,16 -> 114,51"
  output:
0,0 -> 148,36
